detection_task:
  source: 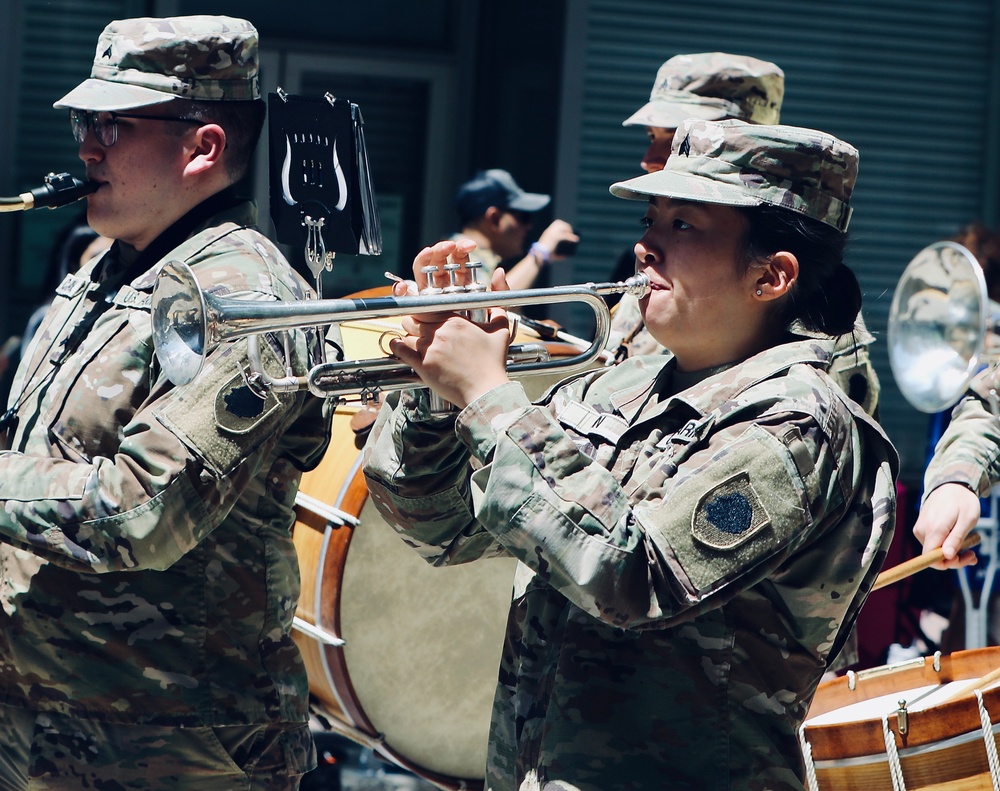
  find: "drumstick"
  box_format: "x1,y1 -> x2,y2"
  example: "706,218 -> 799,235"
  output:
871,532 -> 981,592
944,666 -> 1000,703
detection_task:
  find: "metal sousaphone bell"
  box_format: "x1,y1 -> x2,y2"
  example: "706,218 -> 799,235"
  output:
888,241 -> 1000,414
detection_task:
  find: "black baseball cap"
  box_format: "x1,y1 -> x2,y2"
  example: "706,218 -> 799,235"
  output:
455,169 -> 550,222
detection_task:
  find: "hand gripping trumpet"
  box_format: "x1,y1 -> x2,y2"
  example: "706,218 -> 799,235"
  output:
151,260 -> 650,400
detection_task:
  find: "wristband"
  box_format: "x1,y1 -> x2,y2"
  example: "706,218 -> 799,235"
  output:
529,241 -> 551,265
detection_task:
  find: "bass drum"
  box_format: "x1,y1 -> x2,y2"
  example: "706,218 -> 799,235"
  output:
800,647 -> 1000,790
292,306 -> 517,790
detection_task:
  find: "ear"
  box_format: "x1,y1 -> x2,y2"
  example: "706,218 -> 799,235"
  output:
483,205 -> 504,229
753,251 -> 799,300
183,123 -> 226,177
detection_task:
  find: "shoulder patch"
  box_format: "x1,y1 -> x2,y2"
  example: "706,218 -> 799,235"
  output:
691,471 -> 770,550
216,373 -> 281,434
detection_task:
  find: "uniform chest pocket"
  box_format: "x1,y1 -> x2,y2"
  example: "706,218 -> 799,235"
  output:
622,418 -> 712,500
47,306 -> 153,463
623,447 -> 680,501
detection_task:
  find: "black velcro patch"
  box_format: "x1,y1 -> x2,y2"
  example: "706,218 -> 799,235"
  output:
215,373 -> 280,435
224,383 -> 266,419
691,471 -> 770,550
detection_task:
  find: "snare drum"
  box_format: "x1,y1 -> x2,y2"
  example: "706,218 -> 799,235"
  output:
800,647 -> 1000,790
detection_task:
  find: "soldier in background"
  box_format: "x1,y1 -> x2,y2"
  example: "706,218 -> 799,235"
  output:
912,223 -> 1000,570
364,119 -> 897,790
0,16 -> 331,790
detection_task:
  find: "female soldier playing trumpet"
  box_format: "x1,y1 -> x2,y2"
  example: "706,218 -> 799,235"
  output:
363,119 -> 897,791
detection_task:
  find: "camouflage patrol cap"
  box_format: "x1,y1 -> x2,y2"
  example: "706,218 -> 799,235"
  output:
53,16 -> 260,112
610,119 -> 858,232
623,53 -> 784,129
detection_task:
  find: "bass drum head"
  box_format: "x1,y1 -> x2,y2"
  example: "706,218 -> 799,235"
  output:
293,310 -> 517,789
341,473 -> 515,782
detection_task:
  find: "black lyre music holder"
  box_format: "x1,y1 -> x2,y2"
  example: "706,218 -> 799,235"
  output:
267,88 -> 381,288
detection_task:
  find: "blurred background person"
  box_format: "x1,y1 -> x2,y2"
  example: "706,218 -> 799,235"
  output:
453,168 -> 578,290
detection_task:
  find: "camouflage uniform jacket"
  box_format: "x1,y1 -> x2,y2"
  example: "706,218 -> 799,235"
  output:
0,198 -> 331,727
923,374 -> 1000,498
363,336 -> 897,791
606,296 -> 882,419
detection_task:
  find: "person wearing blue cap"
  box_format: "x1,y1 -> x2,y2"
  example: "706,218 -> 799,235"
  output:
453,168 -> 579,290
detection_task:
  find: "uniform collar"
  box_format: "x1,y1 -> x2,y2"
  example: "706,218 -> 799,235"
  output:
609,334 -> 841,427
114,188 -> 253,292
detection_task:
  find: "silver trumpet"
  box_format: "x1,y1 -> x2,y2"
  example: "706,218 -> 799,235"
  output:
151,260 -> 650,400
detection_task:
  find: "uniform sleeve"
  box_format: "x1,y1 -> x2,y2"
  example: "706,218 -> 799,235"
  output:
923,390 -> 1000,499
366,377 -> 863,629
0,335 -> 312,574
362,387 -> 508,565
0,223 -> 326,574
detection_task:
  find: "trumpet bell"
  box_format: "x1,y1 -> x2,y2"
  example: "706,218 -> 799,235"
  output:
888,241 -> 987,413
152,261 -> 209,386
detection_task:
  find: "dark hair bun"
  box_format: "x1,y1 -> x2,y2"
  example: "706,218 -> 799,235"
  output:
803,262 -> 862,336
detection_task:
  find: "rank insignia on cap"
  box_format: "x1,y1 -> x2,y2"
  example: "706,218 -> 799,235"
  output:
691,471 -> 770,550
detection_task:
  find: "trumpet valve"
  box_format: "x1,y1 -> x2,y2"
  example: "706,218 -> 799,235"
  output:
442,263 -> 464,294
420,264 -> 443,295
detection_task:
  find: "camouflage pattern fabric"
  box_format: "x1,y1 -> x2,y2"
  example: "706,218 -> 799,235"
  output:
0,201 -> 329,756
611,119 -> 858,232
606,296 -> 881,418
923,373 -> 1000,498
0,702 -> 313,790
53,15 -> 260,111
623,52 -> 784,129
363,335 -> 897,790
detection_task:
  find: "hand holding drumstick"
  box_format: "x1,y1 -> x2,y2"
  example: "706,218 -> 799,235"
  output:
872,532 -> 990,703
912,482 -> 983,570
872,531 -> 981,592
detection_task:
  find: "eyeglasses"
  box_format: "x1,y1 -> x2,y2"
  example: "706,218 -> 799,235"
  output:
69,109 -> 201,147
